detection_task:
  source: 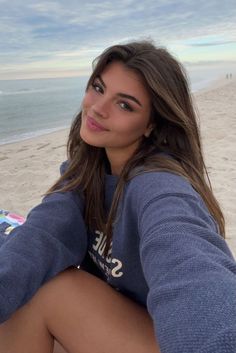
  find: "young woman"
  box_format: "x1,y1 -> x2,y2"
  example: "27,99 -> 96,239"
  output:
0,41 -> 236,353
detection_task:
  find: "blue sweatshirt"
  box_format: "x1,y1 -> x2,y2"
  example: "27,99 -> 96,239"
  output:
1,162 -> 236,353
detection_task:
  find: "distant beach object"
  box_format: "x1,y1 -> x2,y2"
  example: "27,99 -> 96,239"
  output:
0,210 -> 25,236
226,73 -> 233,79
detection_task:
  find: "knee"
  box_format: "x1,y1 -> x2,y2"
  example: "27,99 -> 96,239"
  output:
4,268 -> 103,327
43,267 -> 92,294
37,267 -> 95,307
7,268 -> 81,322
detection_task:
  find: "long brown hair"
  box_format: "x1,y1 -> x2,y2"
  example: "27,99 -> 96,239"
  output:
47,40 -> 225,253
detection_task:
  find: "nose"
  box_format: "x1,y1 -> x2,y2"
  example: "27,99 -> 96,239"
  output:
91,97 -> 109,119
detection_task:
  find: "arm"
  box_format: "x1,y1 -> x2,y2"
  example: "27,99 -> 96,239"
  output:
136,174 -> 236,353
0,190 -> 88,323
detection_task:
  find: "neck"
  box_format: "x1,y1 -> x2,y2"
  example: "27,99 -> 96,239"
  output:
105,148 -> 133,176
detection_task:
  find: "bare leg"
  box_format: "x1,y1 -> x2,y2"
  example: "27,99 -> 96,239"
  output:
0,268 -> 160,353
54,340 -> 69,353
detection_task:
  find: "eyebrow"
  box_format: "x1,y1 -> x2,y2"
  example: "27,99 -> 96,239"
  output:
96,75 -> 143,107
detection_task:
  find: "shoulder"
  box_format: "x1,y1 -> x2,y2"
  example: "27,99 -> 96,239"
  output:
126,171 -> 197,200
124,171 -> 217,229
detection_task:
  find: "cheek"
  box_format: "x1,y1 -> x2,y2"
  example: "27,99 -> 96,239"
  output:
117,117 -> 150,136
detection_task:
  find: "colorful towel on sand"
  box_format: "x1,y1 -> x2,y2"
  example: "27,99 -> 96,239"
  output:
0,210 -> 25,236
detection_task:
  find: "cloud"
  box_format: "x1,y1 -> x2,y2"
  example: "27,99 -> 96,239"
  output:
188,40 -> 236,47
0,0 -> 236,79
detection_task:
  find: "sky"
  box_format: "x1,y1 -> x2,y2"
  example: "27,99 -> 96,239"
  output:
0,0 -> 236,80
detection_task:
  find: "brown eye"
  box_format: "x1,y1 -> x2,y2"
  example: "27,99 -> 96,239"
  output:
119,101 -> 133,112
92,82 -> 103,93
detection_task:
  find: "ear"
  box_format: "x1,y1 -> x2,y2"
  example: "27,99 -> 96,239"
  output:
144,124 -> 154,138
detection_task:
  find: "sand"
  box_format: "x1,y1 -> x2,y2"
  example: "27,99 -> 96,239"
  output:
0,79 -> 235,255
194,79 -> 236,255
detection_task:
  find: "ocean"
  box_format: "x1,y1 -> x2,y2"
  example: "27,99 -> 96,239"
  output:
0,66 -> 228,145
0,76 -> 88,145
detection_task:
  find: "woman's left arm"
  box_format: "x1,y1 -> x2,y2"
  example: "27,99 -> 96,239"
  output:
136,173 -> 236,353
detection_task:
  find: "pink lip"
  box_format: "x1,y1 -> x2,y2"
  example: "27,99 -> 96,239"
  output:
86,116 -> 108,132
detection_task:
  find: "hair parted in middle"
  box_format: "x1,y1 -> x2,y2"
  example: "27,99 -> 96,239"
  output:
48,39 -> 225,254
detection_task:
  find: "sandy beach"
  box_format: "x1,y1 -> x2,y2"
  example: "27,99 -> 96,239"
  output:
0,79 -> 235,255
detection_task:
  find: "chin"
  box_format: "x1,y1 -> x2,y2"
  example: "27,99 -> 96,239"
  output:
80,128 -> 105,148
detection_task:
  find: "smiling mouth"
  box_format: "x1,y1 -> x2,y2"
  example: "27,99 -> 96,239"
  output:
86,116 -> 109,132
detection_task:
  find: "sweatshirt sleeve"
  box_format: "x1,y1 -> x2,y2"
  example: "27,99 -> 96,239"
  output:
135,172 -> 236,353
0,189 -> 88,324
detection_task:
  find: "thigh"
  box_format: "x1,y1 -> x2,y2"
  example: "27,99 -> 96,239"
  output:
39,268 -> 160,353
53,340 -> 69,353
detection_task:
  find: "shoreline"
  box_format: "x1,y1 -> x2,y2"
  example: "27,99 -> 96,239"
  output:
0,128 -> 69,150
1,78 -> 235,256
0,125 -> 70,147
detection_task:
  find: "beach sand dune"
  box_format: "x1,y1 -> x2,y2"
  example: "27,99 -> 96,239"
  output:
0,79 -> 235,255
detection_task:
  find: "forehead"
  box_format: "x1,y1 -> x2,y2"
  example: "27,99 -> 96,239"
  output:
99,61 -> 150,103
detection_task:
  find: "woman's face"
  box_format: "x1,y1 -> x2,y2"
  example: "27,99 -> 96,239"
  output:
80,61 -> 152,169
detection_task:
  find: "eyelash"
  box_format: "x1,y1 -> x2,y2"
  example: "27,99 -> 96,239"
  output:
91,81 -> 134,112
